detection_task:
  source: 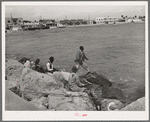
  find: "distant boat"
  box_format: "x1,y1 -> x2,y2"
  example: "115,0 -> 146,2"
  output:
57,23 -> 66,28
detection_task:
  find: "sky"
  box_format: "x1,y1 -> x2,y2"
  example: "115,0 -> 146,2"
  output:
4,2 -> 146,21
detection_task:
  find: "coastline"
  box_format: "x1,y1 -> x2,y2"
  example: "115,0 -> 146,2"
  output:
5,21 -> 145,33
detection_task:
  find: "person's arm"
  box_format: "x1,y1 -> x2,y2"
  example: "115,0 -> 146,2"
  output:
83,52 -> 88,60
46,63 -> 53,71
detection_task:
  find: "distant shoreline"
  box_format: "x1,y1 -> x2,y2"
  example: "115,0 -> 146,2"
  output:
49,21 -> 145,30
5,21 -> 145,33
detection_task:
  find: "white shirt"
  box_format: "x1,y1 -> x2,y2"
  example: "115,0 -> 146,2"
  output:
24,60 -> 30,68
46,62 -> 54,71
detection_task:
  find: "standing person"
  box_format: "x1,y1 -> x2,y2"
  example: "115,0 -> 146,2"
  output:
46,56 -> 58,74
74,46 -> 90,73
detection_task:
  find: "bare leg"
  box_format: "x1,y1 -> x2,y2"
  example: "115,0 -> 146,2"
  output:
81,62 -> 90,72
75,62 -> 80,72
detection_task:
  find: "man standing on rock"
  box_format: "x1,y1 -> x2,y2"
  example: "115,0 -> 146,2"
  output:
75,46 -> 90,73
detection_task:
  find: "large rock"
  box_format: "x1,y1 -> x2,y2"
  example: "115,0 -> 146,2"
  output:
48,88 -> 96,111
84,84 -> 103,107
101,99 -> 124,111
20,67 -> 96,111
102,86 -> 127,102
120,97 -> 145,111
30,97 -> 48,110
85,72 -> 112,87
21,68 -> 63,101
5,59 -> 24,88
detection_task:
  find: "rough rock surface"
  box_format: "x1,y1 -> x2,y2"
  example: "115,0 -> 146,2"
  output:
120,97 -> 145,111
101,99 -> 124,111
85,72 -> 112,87
5,59 -> 96,111
5,59 -> 24,88
102,86 -> 127,102
48,89 -> 95,111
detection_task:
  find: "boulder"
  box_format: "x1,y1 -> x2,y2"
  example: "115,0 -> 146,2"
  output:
102,86 -> 127,102
21,68 -> 62,101
85,72 -> 112,87
101,99 -> 124,111
120,97 -> 145,111
20,67 -> 96,111
6,62 -> 24,86
30,97 -> 48,110
48,89 -> 96,111
5,59 -> 24,89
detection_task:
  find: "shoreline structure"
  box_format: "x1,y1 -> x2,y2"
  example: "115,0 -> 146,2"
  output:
6,21 -> 145,33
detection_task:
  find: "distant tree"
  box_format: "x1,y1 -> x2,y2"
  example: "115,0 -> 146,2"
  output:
135,15 -> 137,18
121,15 -> 124,18
143,16 -> 145,18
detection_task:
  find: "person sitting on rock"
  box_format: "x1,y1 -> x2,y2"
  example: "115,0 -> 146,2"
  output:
31,59 -> 45,73
24,59 -> 31,68
19,57 -> 30,64
46,56 -> 58,74
53,66 -> 86,92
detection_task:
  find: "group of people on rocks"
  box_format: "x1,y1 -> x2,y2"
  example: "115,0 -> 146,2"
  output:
19,46 -> 91,92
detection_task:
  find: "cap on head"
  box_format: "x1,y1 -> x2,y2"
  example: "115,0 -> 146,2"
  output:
71,66 -> 78,73
49,56 -> 54,63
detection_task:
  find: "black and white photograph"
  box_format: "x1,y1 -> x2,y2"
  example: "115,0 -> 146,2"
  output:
2,1 -> 149,121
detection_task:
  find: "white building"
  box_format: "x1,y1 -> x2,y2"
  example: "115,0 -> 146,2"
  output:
95,17 -> 119,24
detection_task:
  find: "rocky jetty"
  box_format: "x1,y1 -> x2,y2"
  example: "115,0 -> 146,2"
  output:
5,58 -> 145,111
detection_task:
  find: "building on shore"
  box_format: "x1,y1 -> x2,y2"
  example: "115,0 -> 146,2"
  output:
60,19 -> 88,26
5,17 -> 23,31
23,20 -> 40,29
126,17 -> 143,23
95,17 -> 119,24
39,19 -> 57,27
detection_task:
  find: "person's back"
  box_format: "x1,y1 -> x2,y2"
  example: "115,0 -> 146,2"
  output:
66,66 -> 85,92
